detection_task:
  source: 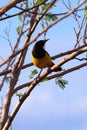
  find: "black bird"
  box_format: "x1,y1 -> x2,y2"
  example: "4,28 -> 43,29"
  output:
31,39 -> 62,73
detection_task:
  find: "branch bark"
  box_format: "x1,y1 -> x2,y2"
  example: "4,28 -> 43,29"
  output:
2,45 -> 87,130
13,61 -> 87,93
0,0 -> 24,16
0,4 -> 39,130
0,0 -> 87,129
0,0 -> 86,67
0,44 -> 87,77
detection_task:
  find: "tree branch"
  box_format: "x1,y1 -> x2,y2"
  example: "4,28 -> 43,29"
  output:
2,45 -> 87,130
13,61 -> 87,93
0,0 -> 24,16
0,0 -> 86,68
0,44 -> 87,76
0,43 -> 86,77
0,0 -> 87,130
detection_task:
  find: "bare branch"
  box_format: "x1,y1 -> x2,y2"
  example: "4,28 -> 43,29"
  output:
73,17 -> 85,48
2,45 -> 87,130
0,44 -> 87,77
75,57 -> 87,61
0,0 -> 25,16
0,0 -> 86,67
4,23 -> 13,52
13,61 -> 87,93
0,8 -> 84,21
0,1 -> 87,129
83,19 -> 87,44
0,3 -> 41,129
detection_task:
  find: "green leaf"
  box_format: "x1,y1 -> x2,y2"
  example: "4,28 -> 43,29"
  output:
40,22 -> 45,29
40,77 -> 48,82
55,77 -> 68,90
34,0 -> 46,6
29,69 -> 38,79
18,15 -> 22,22
16,26 -> 21,34
15,92 -> 23,100
15,93 -> 23,97
42,3 -> 50,10
42,3 -> 56,11
84,5 -> 87,18
44,13 -> 58,22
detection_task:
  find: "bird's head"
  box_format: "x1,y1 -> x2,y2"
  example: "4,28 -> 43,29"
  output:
34,39 -> 49,50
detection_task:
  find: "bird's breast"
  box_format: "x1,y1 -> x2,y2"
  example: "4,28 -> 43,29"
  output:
31,53 -> 52,69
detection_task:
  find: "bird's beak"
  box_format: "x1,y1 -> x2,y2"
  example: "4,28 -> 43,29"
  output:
44,39 -> 49,43
43,39 -> 49,49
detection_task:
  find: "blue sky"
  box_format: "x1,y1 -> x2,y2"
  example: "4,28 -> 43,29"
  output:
0,1 -> 87,130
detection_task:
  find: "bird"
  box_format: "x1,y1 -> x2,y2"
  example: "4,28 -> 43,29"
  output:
31,39 -> 62,75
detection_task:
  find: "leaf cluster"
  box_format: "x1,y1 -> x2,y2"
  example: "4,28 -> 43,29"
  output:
29,69 -> 38,79
15,92 -> 23,100
34,0 -> 46,6
55,77 -> 68,90
84,5 -> 87,18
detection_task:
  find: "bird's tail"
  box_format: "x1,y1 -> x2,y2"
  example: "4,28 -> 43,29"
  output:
51,62 -> 62,72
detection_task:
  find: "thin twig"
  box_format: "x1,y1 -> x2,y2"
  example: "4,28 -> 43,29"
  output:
0,44 -> 87,77
83,19 -> 87,44
75,57 -> 87,61
74,17 -> 85,48
0,8 -> 84,21
4,23 -> 13,52
13,61 -> 87,93
0,0 -> 25,16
